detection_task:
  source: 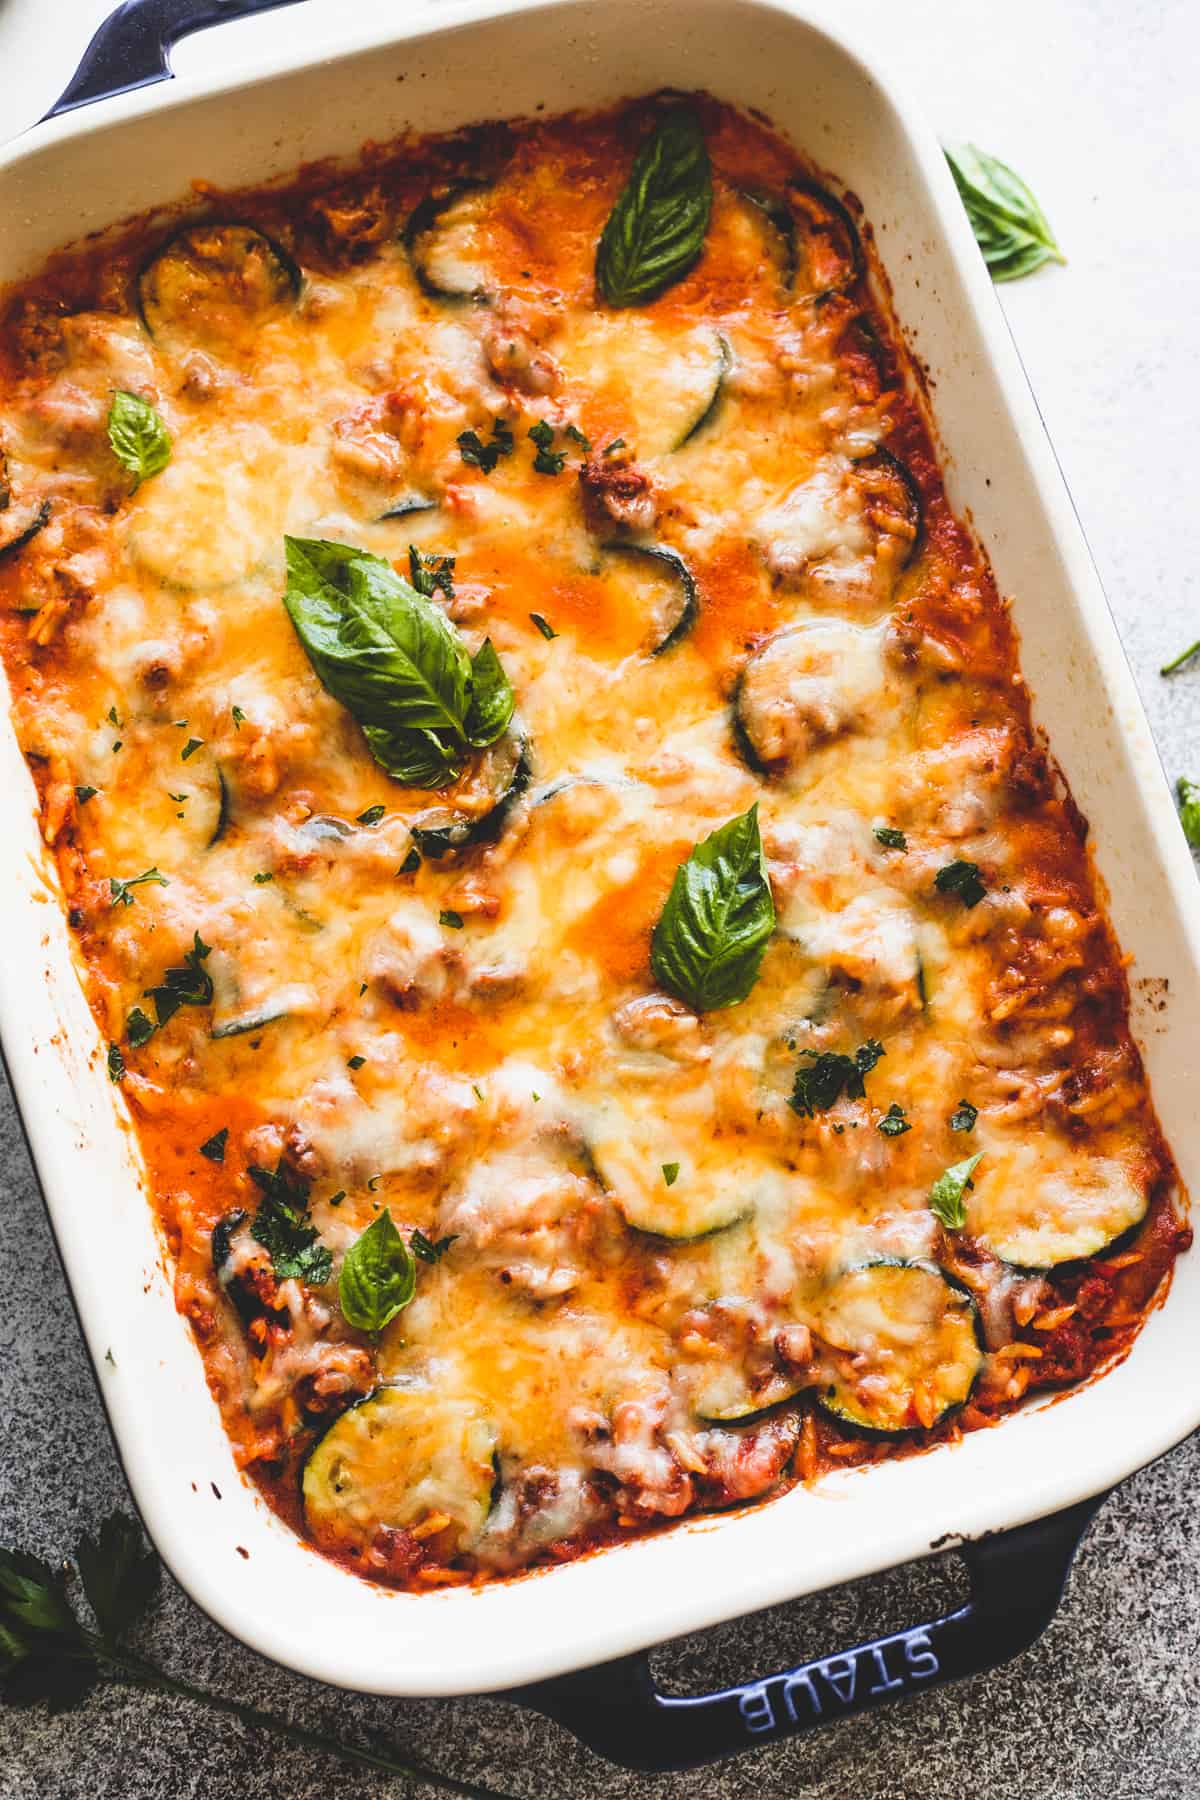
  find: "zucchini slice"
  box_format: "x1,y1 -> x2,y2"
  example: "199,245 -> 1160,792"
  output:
409,731 -> 530,859
137,222 -> 302,349
966,1156 -> 1149,1270
692,1364 -> 807,1425
588,1096 -> 761,1241
377,494 -> 438,522
673,334 -> 731,449
740,182 -> 863,299
303,1383 -> 498,1554
558,317 -> 729,457
853,447 -> 922,571
403,183 -> 493,302
0,495 -> 50,561
732,621 -> 886,775
816,1259 -> 982,1435
210,997 -> 293,1040
601,541 -> 698,656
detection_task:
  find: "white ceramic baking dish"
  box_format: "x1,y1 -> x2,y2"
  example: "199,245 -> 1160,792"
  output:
2,0 -> 1198,1766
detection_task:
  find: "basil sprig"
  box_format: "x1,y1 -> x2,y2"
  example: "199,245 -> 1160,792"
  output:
107,390 -> 172,488
339,1208 -> 416,1333
945,145 -> 1065,283
283,536 -> 513,788
651,804 -> 774,1011
596,109 -> 712,307
1177,777 -> 1200,848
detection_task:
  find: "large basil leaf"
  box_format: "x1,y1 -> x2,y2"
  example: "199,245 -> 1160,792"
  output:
283,536 -> 514,788
339,1209 -> 416,1334
945,145 -> 1064,283
596,109 -> 712,307
651,804 -> 774,1011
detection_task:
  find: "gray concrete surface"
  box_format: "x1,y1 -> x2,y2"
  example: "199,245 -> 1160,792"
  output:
2,0 -> 1199,1793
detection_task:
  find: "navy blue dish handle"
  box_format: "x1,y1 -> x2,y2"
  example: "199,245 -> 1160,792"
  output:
44,0 -> 308,120
514,1494 -> 1106,1770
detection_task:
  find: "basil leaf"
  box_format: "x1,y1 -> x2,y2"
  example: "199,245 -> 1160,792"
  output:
284,537 -> 513,787
596,109 -> 712,307
1177,777 -> 1200,849
949,1098 -> 978,1134
928,1152 -> 984,1230
790,1040 -> 884,1117
107,389 -> 171,488
464,639 -> 514,747
945,145 -> 1065,284
339,1208 -> 416,1333
285,536 -> 469,736
651,804 -> 774,1011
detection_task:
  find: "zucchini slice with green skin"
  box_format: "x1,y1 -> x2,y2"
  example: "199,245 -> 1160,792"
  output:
588,1099 -> 758,1241
210,998 -> 293,1040
816,1259 -> 982,1435
693,1364 -> 807,1425
672,334 -> 731,449
303,1383 -> 498,1555
137,222 -> 302,348
601,541 -> 698,656
854,446 -> 922,570
740,182 -> 863,299
732,621 -> 887,776
403,182 -> 493,302
0,496 -> 50,561
409,732 -> 530,859
377,494 -> 438,522
967,1158 -> 1149,1271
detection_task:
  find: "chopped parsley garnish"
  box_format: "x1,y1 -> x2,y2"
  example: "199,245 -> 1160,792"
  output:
347,1054 -> 366,1070
456,416 -> 515,474
530,612 -> 558,640
603,438 -> 626,457
949,1098 -> 978,1133
1177,777 -> 1200,848
934,859 -> 987,907
167,791 -> 187,804
248,1159 -> 331,1285
439,910 -> 464,929
75,785 -> 98,806
180,737 -> 204,762
411,1228 -> 457,1264
564,423 -> 592,452
877,1102 -> 911,1137
199,1127 -> 228,1164
327,1190 -> 346,1208
790,1039 -> 885,1117
356,805 -> 387,826
111,741 -> 122,755
529,420 -> 566,475
472,1084 -> 485,1103
928,1152 -> 984,1230
231,705 -> 246,729
128,932 -> 214,1044
398,848 -> 421,875
662,1161 -> 681,1187
107,707 -> 121,728
874,825 -> 907,851
407,544 -> 456,601
106,1044 -> 126,1083
125,1007 -> 155,1049
109,867 -> 168,909
252,871 -> 274,884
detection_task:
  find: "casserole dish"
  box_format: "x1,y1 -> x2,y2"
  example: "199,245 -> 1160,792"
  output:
2,0 -> 1198,1767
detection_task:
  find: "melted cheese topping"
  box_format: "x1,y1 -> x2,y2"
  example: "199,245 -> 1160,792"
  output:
0,99 -> 1182,1591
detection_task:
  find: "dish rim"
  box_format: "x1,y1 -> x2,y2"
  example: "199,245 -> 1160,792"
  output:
1,0 -> 1198,1697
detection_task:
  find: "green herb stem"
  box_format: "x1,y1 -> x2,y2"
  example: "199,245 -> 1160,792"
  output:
1161,639 -> 1200,676
79,1636 -> 512,1800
